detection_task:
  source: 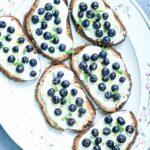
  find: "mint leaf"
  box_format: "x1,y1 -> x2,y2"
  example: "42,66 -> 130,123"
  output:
116,70 -> 123,75
84,74 -> 89,83
14,61 -> 23,66
65,49 -> 74,55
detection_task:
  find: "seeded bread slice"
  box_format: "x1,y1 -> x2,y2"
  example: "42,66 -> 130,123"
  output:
25,0 -> 73,62
0,16 -> 40,82
73,111 -> 138,150
70,0 -> 126,46
71,45 -> 132,113
35,64 -> 95,131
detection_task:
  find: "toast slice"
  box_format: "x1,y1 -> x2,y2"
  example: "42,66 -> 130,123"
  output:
71,45 -> 132,113
0,16 -> 40,81
70,0 -> 126,46
35,64 -> 95,131
74,111 -> 138,150
25,0 -> 73,62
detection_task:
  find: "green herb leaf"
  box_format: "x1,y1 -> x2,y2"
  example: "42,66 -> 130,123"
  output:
14,61 -> 23,66
77,18 -> 82,25
116,70 -> 123,75
84,74 -> 89,83
65,49 -> 74,55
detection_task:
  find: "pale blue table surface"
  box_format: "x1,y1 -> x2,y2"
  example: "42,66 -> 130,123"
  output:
0,0 -> 150,150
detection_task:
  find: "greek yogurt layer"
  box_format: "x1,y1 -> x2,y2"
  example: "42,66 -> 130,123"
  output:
0,16 -> 40,81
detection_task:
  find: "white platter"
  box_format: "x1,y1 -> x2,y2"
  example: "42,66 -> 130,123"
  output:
0,0 -> 150,149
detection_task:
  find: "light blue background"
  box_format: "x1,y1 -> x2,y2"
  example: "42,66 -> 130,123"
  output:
0,0 -> 150,149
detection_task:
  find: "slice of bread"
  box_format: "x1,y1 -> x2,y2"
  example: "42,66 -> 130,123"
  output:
0,16 -> 40,82
73,111 -> 138,150
25,0 -> 74,62
35,64 -> 95,131
70,0 -> 126,46
71,45 -> 132,113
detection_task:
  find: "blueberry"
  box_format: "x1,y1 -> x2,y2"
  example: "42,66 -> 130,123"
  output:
78,11 -> 84,18
91,53 -> 99,61
105,91 -> 112,99
52,37 -> 59,44
126,125 -> 134,133
54,108 -> 62,116
82,19 -> 90,28
95,137 -> 102,145
108,29 -> 116,37
30,59 -> 37,67
59,88 -> 68,97
102,12 -> 109,20
38,8 -> 45,15
71,89 -> 78,96
79,61 -> 88,70
41,43 -> 48,50
78,108 -> 86,114
26,45 -> 33,52
48,47 -> 55,53
67,118 -> 75,126
111,84 -> 119,91
41,22 -> 48,29
96,14 -> 101,21
53,77 -> 61,85
45,3 -> 53,11
47,88 -> 55,97
16,65 -> 24,73
5,35 -> 12,41
57,71 -> 64,78
13,46 -> 19,53
113,93 -> 121,101
89,63 -> 97,71
90,75 -> 98,83
45,12 -> 52,21
95,30 -> 103,37
59,44 -> 66,52
22,56 -> 29,64
102,67 -> 110,76
54,0 -> 60,5
109,72 -> 116,80
98,83 -> 106,91
103,127 -> 111,135
79,2 -> 88,11
106,140 -> 114,148
112,62 -> 120,70
112,126 -> 120,133
93,145 -> 101,150
53,9 -> 59,17
102,76 -> 109,82
91,128 -> 99,137
3,47 -> 9,53
117,117 -> 125,125
68,104 -> 77,112
52,96 -> 59,104
0,42 -> 2,49
99,51 -> 107,58
91,2 -> 99,10
31,15 -> 39,24
112,146 -> 120,150
17,37 -> 25,44
86,10 -> 95,18
104,21 -> 111,30
61,80 -> 70,88
30,71 -> 37,77
83,54 -> 90,61
43,32 -> 52,40
119,77 -> 126,83
82,138 -> 91,147
36,28 -> 43,36
93,21 -> 101,29
102,58 -> 110,66
0,21 -> 6,28
103,36 -> 110,46
56,27 -> 62,34
117,134 -> 126,143
104,115 -> 113,124
8,55 -> 15,63
60,98 -> 66,105
54,17 -> 61,25
7,26 -> 15,34
76,97 -> 84,106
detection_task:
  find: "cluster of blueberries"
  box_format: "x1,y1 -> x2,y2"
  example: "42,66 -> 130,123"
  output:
82,115 -> 135,150
78,2 -> 116,46
0,21 -> 37,77
31,0 -> 67,54
47,71 -> 87,126
79,50 -> 126,101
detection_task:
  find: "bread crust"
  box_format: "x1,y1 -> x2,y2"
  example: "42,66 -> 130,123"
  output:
73,111 -> 138,150
35,63 -> 95,131
69,0 -> 127,46
71,45 -> 132,113
24,0 -> 73,62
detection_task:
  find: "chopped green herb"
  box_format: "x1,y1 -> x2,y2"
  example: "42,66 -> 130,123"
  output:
14,61 -> 23,66
39,16 -> 45,23
23,48 -> 27,55
85,27 -> 91,31
116,70 -> 123,75
84,74 -> 89,83
65,49 -> 74,55
77,18 -> 82,25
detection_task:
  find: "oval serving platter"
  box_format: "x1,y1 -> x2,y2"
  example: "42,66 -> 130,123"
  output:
0,0 -> 150,149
